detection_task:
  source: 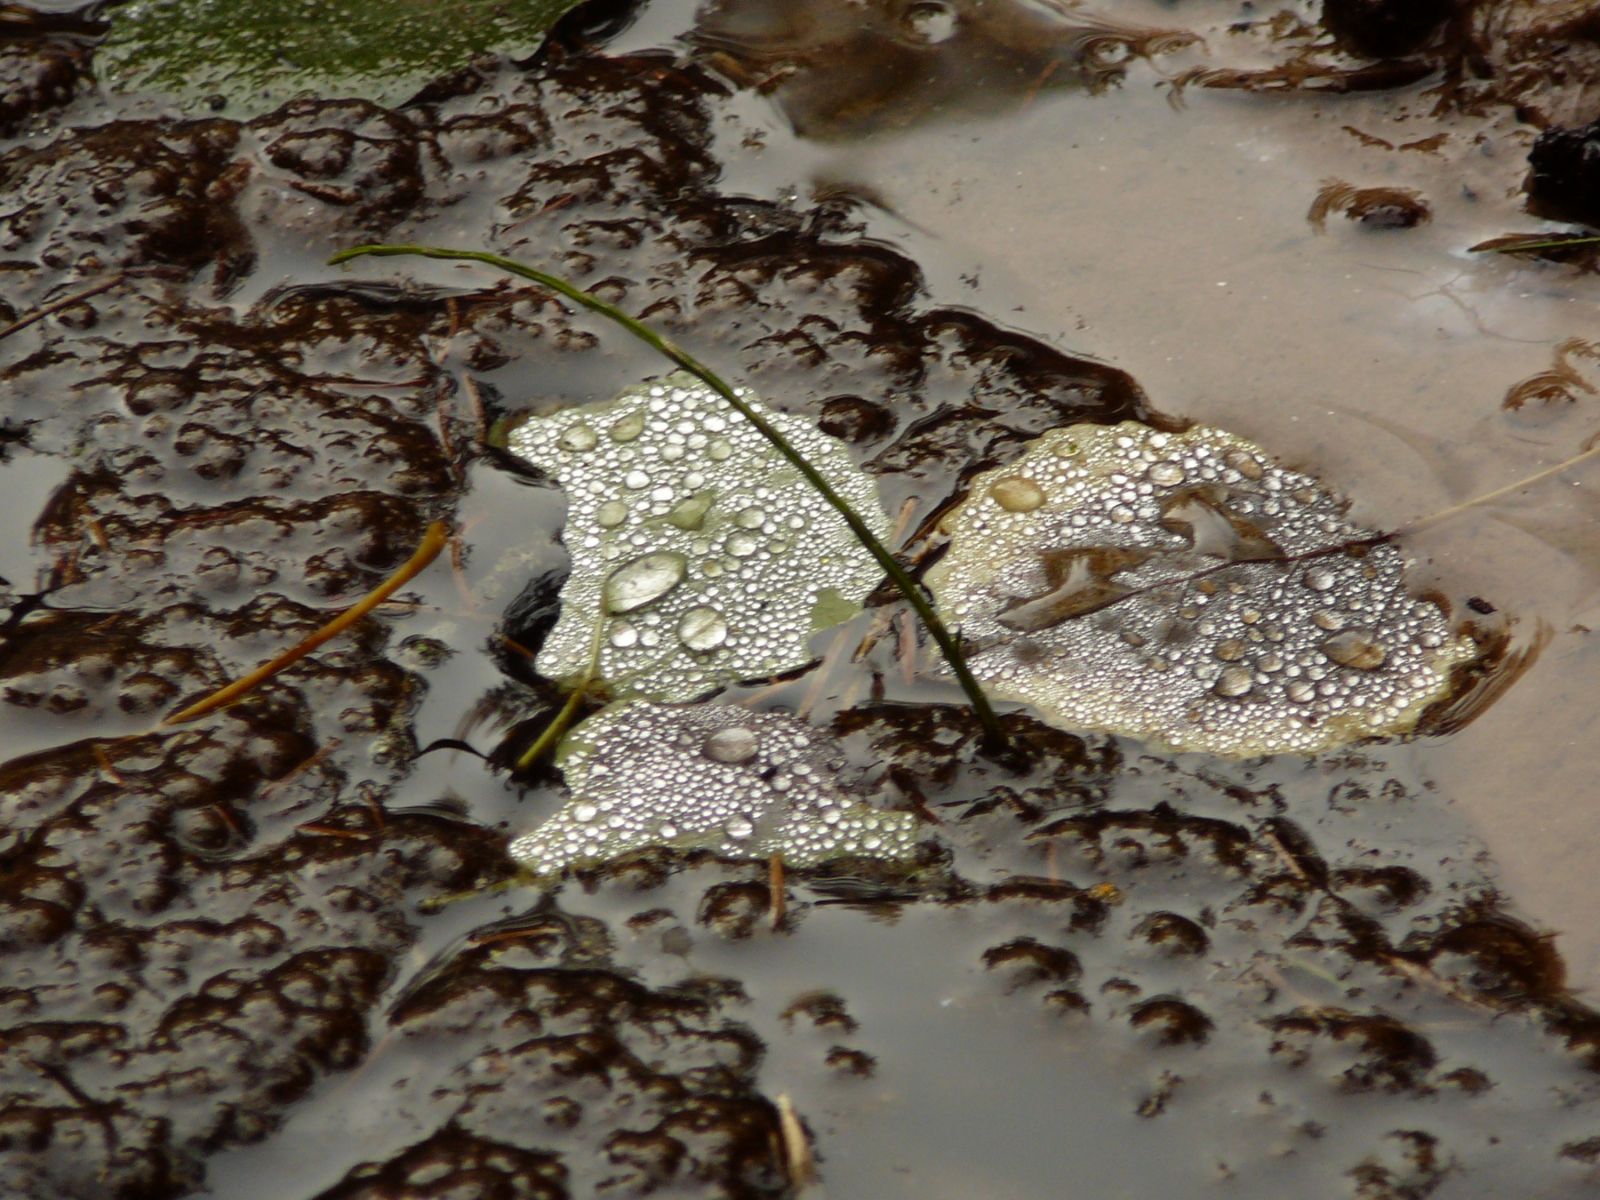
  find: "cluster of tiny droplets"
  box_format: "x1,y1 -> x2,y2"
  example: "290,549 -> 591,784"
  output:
926,421 -> 1478,757
507,373 -> 889,702
507,702 -> 922,877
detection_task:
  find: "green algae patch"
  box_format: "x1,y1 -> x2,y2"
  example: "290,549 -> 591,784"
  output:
97,0 -> 585,116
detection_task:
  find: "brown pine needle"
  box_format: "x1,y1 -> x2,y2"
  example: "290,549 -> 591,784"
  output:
0,273 -> 125,342
164,520 -> 449,726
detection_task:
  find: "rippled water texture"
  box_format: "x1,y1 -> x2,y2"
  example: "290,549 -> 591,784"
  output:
3,0 -> 1599,1197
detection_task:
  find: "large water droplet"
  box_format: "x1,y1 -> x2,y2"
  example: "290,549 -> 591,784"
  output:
1213,667 -> 1253,697
726,531 -> 760,558
596,499 -> 628,529
1303,567 -> 1336,591
989,475 -> 1045,513
735,505 -> 765,529
1147,461 -> 1185,487
573,803 -> 599,824
609,411 -> 645,442
678,606 -> 729,652
724,815 -> 756,841
604,551 -> 687,614
667,490 -> 715,531
559,423 -> 598,452
1321,630 -> 1387,671
707,438 -> 733,461
703,726 -> 759,764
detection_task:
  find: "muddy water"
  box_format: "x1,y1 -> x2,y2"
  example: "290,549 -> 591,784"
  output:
631,0 -> 1600,986
5,1 -> 1600,1198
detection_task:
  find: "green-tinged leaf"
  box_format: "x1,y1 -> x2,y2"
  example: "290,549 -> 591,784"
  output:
926,421 -> 1478,757
508,701 -> 922,878
808,586 -> 862,633
509,373 -> 890,702
98,0 -> 585,116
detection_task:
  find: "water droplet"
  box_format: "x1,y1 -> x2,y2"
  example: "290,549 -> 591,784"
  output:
609,411 -> 645,442
623,469 -> 650,490
678,606 -> 728,652
1225,449 -> 1264,480
1147,462 -> 1185,487
707,437 -> 733,461
573,803 -> 599,824
1321,630 -> 1387,671
735,505 -> 765,529
726,531 -> 760,558
659,823 -> 678,839
603,551 -> 687,614
609,621 -> 639,648
703,726 -> 758,764
596,499 -> 629,528
559,423 -> 598,452
1303,567 -> 1336,591
725,815 -> 756,841
1109,504 -> 1135,524
1213,667 -> 1253,697
990,476 -> 1046,513
1213,638 -> 1247,662
1285,680 -> 1315,704
1311,609 -> 1344,631
666,490 -> 715,531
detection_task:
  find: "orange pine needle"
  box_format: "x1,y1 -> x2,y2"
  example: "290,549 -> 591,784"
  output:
164,520 -> 449,726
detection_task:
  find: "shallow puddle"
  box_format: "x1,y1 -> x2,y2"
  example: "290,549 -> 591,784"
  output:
3,1 -> 1600,1197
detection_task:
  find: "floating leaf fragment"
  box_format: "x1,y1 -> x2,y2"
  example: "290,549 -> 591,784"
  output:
927,422 -> 1477,756
98,0 -> 586,117
508,374 -> 889,702
508,702 -> 922,877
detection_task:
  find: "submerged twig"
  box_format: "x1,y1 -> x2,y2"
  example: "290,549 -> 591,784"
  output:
329,243 -> 1007,749
164,520 -> 449,725
0,273 -> 125,342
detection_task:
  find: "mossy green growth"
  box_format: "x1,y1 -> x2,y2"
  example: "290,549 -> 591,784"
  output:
98,0 -> 585,116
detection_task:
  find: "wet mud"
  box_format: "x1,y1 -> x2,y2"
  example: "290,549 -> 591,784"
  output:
2,0 -> 1600,1197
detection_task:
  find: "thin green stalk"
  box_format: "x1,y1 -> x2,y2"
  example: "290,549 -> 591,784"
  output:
329,243 -> 1007,747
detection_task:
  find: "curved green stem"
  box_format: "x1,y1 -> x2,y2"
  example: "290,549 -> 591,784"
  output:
331,242 -> 1007,748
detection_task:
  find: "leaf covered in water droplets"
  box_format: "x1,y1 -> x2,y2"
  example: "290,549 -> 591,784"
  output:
927,421 -> 1478,756
508,373 -> 889,702
508,702 -> 922,877
98,0 -> 585,117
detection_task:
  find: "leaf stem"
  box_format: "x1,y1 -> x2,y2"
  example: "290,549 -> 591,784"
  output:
330,243 -> 1007,748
